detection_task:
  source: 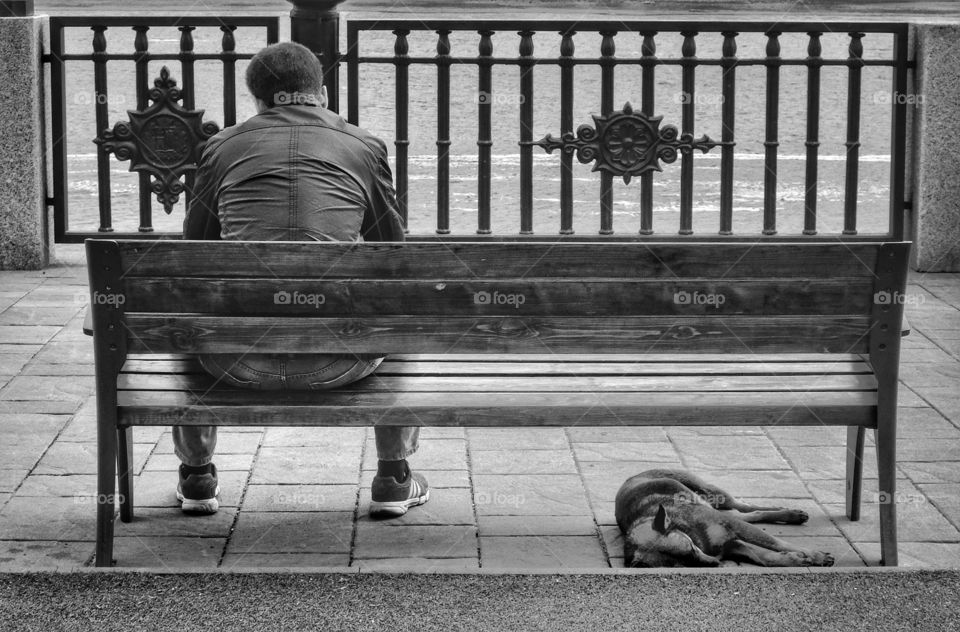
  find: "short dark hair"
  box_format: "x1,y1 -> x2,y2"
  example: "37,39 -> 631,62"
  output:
245,42 -> 324,107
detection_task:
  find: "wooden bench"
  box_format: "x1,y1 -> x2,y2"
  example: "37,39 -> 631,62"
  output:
85,238 -> 910,567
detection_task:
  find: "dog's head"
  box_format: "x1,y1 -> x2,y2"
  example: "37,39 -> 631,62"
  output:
624,505 -> 721,568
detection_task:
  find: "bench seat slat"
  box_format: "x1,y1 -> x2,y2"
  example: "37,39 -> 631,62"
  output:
117,389 -> 877,427
124,315 -> 872,354
115,241 -> 882,279
125,278 -> 873,316
117,372 -> 879,393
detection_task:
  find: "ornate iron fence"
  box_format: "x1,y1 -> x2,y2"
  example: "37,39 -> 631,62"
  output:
47,16 -> 279,242
346,20 -> 910,240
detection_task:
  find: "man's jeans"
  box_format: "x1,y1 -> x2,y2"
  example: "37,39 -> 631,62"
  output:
174,354 -> 419,466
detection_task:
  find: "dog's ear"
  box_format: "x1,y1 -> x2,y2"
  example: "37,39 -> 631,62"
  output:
653,504 -> 669,534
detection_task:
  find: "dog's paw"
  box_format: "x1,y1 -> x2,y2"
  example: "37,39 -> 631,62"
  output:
786,550 -> 834,566
780,509 -> 809,524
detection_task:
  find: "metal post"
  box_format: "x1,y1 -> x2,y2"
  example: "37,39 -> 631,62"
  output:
288,0 -> 344,114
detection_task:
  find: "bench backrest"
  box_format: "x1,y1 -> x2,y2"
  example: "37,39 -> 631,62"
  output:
85,240 -> 909,359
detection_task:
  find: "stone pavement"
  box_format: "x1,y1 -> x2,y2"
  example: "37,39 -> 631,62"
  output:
1,245 -> 959,571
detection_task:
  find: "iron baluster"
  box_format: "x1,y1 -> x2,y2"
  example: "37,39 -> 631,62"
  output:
519,30 -> 535,235
639,32 -> 657,235
436,29 -> 451,235
559,29 -> 575,235
477,30 -> 494,235
394,29 -> 410,231
221,26 -> 237,128
763,31 -> 780,236
844,32 -> 865,235
804,31 -> 823,236
599,30 -> 616,235
133,25 -> 152,232
92,25 -> 113,233
179,26 -> 196,210
679,31 -> 697,235
720,31 -> 738,235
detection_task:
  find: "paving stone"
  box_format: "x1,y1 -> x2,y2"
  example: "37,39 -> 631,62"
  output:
0,306 -> 82,327
855,542 -> 960,568
678,469 -> 812,499
765,426 -> 847,446
472,474 -> 591,516
896,385 -> 928,408
357,486 -> 474,526
0,469 -> 28,493
0,400 -> 79,414
220,552 -> 351,568
670,434 -> 789,470
805,478 -> 907,505
261,426 -> 366,448
916,484 -> 960,530
153,430 -> 262,455
418,427 -> 466,439
229,511 -> 354,554
147,452 -> 255,473
364,438 -> 467,471
17,474 -> 98,498
599,525 -> 624,561
566,427 -> 669,443
0,374 -> 93,402
0,351 -> 32,375
21,362 -> 95,376
899,438 -> 960,461
480,535 -> 605,569
0,326 -> 60,345
353,524 -> 476,559
471,448 -> 577,474
0,437 -> 54,470
467,427 -> 569,450
135,469 -> 247,509
355,557 -> 479,571
111,536 -> 225,568
359,468 -> 469,489
242,484 -> 357,513
825,499 -> 960,543
478,514 -> 597,537
0,540 -> 93,569
592,501 -> 617,526
33,442 -> 150,477
0,496 -> 95,540
781,446 -> 878,480
572,442 -> 678,463
896,407 -> 960,437
899,462 -> 960,484
249,446 -> 358,484
116,507 -> 237,538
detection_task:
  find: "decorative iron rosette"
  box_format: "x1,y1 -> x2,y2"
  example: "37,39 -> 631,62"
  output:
533,102 -> 719,184
95,66 -> 220,213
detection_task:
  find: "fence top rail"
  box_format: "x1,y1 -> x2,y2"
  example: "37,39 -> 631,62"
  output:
347,19 -> 909,35
48,16 -> 280,28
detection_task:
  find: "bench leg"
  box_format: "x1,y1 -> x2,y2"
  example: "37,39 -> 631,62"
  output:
95,418 -> 117,567
845,426 -> 866,521
117,427 -> 134,523
877,424 -> 899,566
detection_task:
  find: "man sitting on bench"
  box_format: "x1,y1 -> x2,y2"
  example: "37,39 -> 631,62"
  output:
179,41 -> 428,519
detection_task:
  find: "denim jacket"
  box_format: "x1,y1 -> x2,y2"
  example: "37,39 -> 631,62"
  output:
183,103 -> 404,243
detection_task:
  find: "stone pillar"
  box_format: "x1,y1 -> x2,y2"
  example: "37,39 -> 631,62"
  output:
0,2 -> 47,269
911,23 -> 960,272
288,0 -> 344,114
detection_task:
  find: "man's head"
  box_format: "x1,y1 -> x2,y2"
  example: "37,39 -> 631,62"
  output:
245,41 -> 327,112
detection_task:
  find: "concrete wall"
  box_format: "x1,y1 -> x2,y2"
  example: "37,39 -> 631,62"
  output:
911,23 -> 960,272
0,15 -> 47,270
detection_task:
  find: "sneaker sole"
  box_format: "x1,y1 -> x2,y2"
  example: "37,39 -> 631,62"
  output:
369,489 -> 430,518
177,486 -> 221,515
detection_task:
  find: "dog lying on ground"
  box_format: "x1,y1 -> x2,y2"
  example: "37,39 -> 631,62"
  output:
615,469 -> 835,568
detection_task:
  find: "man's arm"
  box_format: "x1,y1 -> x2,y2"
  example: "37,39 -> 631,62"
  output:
183,140 -> 222,240
361,139 -> 406,242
